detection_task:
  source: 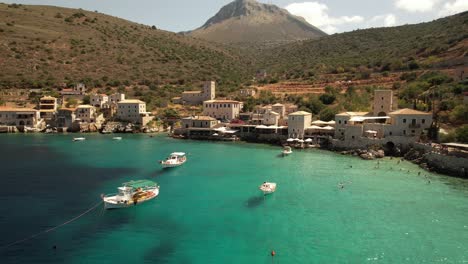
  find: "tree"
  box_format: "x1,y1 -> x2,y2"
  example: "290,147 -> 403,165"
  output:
82,95 -> 90,104
455,125 -> 468,143
319,94 -> 336,105
319,107 -> 338,121
450,105 -> 468,124
66,98 -> 78,108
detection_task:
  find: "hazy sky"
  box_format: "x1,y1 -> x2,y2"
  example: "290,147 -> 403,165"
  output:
2,0 -> 467,34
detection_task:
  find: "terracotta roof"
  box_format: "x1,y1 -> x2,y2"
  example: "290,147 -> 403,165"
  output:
204,100 -> 242,104
289,111 -> 312,116
390,108 -> 432,115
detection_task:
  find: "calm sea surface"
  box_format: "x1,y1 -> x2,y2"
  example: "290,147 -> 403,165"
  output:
0,134 -> 467,263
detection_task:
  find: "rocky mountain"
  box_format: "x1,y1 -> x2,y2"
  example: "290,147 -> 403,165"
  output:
187,0 -> 327,45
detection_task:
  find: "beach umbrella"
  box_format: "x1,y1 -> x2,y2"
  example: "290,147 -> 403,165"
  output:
293,138 -> 300,141
305,138 -> 313,142
287,138 -> 294,142
212,133 -> 219,136
298,139 -> 305,143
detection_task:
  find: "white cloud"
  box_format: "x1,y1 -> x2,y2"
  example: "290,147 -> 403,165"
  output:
438,0 -> 468,16
285,2 -> 364,34
395,0 -> 441,13
384,14 -> 397,26
369,14 -> 398,27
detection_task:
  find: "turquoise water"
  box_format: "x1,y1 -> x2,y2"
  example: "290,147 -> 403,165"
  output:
0,134 -> 467,263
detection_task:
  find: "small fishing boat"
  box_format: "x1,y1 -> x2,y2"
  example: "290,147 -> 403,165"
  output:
160,152 -> 187,168
112,137 -> 122,140
282,146 -> 292,156
259,182 -> 277,195
102,180 -> 160,209
73,137 -> 86,142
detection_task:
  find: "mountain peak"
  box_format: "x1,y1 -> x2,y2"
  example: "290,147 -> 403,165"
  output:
189,0 -> 326,45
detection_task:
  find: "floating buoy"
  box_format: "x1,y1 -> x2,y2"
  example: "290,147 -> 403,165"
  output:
271,250 -> 276,256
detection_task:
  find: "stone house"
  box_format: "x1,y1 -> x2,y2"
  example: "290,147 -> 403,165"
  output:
288,111 -> 312,138
181,81 -> 216,105
116,99 -> 153,126
202,100 -> 243,121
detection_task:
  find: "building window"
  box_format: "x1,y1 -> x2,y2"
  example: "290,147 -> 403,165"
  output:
389,132 -> 393,136
344,121 -> 347,124
403,119 -> 406,123
403,130 -> 406,135
338,120 -> 341,124
352,136 -> 355,139
422,119 -> 426,124
412,130 -> 415,134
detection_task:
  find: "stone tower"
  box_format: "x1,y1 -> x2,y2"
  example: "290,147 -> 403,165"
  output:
373,90 -> 393,116
203,81 -> 216,101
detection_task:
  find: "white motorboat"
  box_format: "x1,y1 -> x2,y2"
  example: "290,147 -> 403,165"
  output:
259,182 -> 277,195
282,146 -> 292,156
112,137 -> 122,140
73,137 -> 86,142
160,152 -> 187,168
102,180 -> 160,209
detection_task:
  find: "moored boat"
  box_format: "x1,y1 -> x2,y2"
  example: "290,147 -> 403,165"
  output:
282,146 -> 292,156
112,137 -> 122,140
259,182 -> 277,195
160,152 -> 187,168
102,180 -> 160,209
73,137 -> 86,142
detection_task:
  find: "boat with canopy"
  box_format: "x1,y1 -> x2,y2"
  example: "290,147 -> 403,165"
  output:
102,180 -> 160,209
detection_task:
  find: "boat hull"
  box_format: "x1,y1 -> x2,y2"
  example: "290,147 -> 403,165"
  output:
103,188 -> 159,209
259,183 -> 277,195
160,160 -> 186,168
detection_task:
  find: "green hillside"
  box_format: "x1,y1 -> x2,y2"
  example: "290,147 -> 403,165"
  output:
260,11 -> 467,79
0,3 -> 251,90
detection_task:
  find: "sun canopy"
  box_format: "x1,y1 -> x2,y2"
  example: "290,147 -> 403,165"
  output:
287,138 -> 294,142
124,180 -> 158,189
312,120 -> 328,125
309,125 -> 322,129
170,152 -> 186,156
255,125 -> 278,129
349,116 -> 390,122
298,139 -> 305,143
305,138 -> 313,142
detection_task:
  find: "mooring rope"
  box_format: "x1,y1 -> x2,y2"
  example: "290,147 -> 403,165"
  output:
1,200 -> 103,249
